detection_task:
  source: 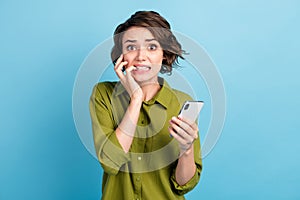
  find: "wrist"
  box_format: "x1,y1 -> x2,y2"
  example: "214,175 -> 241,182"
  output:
180,144 -> 194,156
130,88 -> 143,101
130,95 -> 143,104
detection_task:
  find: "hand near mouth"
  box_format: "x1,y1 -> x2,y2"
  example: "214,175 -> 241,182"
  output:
114,54 -> 144,101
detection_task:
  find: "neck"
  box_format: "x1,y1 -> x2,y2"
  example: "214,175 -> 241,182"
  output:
139,81 -> 161,101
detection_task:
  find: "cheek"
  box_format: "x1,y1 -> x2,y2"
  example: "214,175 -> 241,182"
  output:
154,51 -> 164,61
152,54 -> 164,64
123,52 -> 136,62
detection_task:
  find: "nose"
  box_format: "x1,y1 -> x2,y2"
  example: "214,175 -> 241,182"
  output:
136,47 -> 147,61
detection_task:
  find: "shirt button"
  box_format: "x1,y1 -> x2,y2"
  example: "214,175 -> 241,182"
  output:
137,156 -> 142,161
141,120 -> 144,124
136,177 -> 141,181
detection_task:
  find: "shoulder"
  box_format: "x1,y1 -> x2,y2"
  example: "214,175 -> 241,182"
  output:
172,88 -> 193,100
160,77 -> 194,105
94,81 -> 118,91
91,81 -> 118,100
170,88 -> 194,105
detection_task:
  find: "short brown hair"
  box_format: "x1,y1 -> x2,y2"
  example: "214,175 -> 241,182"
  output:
111,11 -> 185,74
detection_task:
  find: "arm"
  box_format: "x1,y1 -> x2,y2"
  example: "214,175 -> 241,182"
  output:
90,54 -> 144,174
114,54 -> 144,153
169,116 -> 201,185
175,144 -> 197,185
115,96 -> 142,153
90,84 -> 130,174
90,81 -> 143,174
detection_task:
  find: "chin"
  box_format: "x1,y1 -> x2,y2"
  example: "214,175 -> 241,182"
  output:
134,77 -> 158,86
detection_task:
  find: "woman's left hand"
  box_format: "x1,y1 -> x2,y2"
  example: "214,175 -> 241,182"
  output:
169,116 -> 199,153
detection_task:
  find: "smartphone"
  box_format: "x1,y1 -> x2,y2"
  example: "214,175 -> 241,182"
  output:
178,101 -> 204,122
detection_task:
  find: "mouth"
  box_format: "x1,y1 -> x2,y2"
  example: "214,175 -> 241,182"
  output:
133,65 -> 151,71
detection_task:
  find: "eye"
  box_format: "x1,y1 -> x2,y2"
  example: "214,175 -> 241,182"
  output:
148,44 -> 157,51
126,45 -> 137,51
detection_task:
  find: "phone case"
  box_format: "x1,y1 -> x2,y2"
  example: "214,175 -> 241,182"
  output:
178,101 -> 204,122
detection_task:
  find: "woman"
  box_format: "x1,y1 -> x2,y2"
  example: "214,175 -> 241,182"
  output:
89,11 -> 202,200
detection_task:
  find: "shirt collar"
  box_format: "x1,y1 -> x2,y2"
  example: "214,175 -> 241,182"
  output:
149,77 -> 173,109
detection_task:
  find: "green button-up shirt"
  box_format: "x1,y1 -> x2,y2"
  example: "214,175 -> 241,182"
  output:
89,78 -> 202,200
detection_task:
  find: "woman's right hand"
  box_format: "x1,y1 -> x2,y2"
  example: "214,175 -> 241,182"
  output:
114,54 -> 143,101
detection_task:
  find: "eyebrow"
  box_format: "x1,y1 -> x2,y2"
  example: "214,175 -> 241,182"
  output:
124,39 -> 137,43
145,39 -> 157,42
123,38 -> 157,43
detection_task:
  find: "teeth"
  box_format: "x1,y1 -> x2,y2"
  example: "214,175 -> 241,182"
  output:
134,66 -> 150,71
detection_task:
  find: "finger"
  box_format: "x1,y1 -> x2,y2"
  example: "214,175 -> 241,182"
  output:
115,61 -> 128,79
177,115 -> 194,126
125,65 -> 136,73
168,126 -> 186,144
177,116 -> 199,138
169,126 -> 193,150
190,122 -> 199,133
169,121 -> 194,143
171,117 -> 194,137
115,60 -> 128,72
122,66 -> 136,81
114,54 -> 123,69
187,121 -> 199,139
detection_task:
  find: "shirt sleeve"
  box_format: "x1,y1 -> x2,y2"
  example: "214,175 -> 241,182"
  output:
170,136 -> 203,195
89,83 -> 130,175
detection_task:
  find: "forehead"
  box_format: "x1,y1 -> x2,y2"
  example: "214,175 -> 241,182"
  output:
122,27 -> 155,42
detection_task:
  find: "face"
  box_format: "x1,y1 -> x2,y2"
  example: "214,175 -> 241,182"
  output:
122,27 -> 164,84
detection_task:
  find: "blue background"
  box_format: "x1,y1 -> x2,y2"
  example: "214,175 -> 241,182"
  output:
1,0 -> 299,199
